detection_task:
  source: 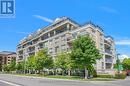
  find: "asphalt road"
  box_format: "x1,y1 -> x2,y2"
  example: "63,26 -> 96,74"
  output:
0,81 -> 11,86
0,74 -> 129,86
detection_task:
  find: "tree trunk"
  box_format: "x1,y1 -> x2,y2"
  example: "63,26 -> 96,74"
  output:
38,70 -> 40,74
29,69 -> 31,74
52,69 -> 55,75
62,70 -> 64,76
84,67 -> 88,79
68,69 -> 71,76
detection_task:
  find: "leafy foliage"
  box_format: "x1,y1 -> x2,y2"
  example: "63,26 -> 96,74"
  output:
35,49 -> 53,73
16,61 -> 25,71
2,58 -> 16,72
71,35 -> 102,78
9,58 -> 16,71
122,58 -> 130,70
26,55 -> 35,71
55,53 -> 68,70
2,64 -> 10,72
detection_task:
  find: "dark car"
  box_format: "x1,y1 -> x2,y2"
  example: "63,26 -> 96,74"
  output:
126,70 -> 130,76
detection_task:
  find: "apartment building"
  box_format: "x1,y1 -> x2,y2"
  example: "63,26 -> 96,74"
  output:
17,17 -> 116,74
0,51 -> 16,71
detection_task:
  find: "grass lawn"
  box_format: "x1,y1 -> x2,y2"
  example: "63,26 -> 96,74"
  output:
14,74 -> 116,81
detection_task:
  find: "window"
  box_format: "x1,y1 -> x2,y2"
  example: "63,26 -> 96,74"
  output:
55,46 -> 59,53
49,40 -> 53,45
61,45 -> 66,52
61,35 -> 66,41
55,25 -> 67,35
39,43 -> 43,49
80,30 -> 87,36
102,62 -> 104,69
41,33 -> 48,40
72,32 -> 77,39
44,41 -> 48,47
50,30 -> 54,37
55,37 -> 59,44
92,29 -> 95,33
49,48 -> 53,54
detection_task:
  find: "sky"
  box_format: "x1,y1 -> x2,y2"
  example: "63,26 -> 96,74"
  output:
0,0 -> 130,57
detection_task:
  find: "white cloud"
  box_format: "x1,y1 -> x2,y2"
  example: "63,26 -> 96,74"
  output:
33,15 -> 53,23
120,55 -> 129,59
119,55 -> 129,62
100,6 -> 118,14
116,40 -> 130,45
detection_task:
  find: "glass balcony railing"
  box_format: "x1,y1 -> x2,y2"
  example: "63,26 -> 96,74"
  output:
105,49 -> 112,54
105,58 -> 113,63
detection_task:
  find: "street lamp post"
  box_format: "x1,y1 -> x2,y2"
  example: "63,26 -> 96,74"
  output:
117,53 -> 120,79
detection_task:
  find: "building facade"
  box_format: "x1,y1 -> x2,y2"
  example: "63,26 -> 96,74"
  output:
17,17 -> 116,74
0,51 -> 16,71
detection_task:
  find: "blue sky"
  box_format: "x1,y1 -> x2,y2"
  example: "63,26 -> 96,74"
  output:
0,0 -> 130,57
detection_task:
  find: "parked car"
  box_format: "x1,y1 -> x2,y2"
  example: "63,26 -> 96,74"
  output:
126,70 -> 130,76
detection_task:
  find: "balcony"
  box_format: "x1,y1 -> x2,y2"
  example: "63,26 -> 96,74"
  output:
67,37 -> 73,42
27,50 -> 35,53
18,56 -> 23,61
105,58 -> 113,63
18,53 -> 23,56
27,47 -> 35,54
105,49 -> 112,55
66,34 -> 72,41
105,63 -> 112,69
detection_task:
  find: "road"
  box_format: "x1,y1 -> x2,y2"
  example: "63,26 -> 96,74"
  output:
0,81 -> 11,86
0,74 -> 129,86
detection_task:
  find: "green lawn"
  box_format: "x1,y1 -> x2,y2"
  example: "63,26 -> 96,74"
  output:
14,74 -> 115,81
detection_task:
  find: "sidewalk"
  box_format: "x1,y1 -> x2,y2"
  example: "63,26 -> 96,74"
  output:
125,76 -> 130,80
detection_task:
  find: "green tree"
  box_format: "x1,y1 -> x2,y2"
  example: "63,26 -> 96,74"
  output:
2,64 -> 10,72
55,52 -> 68,75
71,35 -> 102,79
16,61 -> 25,72
35,49 -> 53,74
9,58 -> 16,71
122,58 -> 130,70
26,55 -> 36,74
55,52 -> 75,76
114,59 -> 121,69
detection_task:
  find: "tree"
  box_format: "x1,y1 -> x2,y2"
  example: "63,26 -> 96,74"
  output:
122,58 -> 130,70
16,61 -> 25,73
71,35 -> 102,79
2,64 -> 10,72
114,59 -> 121,69
9,58 -> 16,71
55,52 -> 69,75
26,55 -> 36,74
35,49 -> 53,74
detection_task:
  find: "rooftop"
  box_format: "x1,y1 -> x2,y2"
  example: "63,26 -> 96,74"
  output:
19,17 -> 106,44
0,51 -> 16,55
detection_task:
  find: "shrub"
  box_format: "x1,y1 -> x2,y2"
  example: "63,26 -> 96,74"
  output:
93,70 -> 97,77
97,74 -> 113,78
114,73 -> 126,79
